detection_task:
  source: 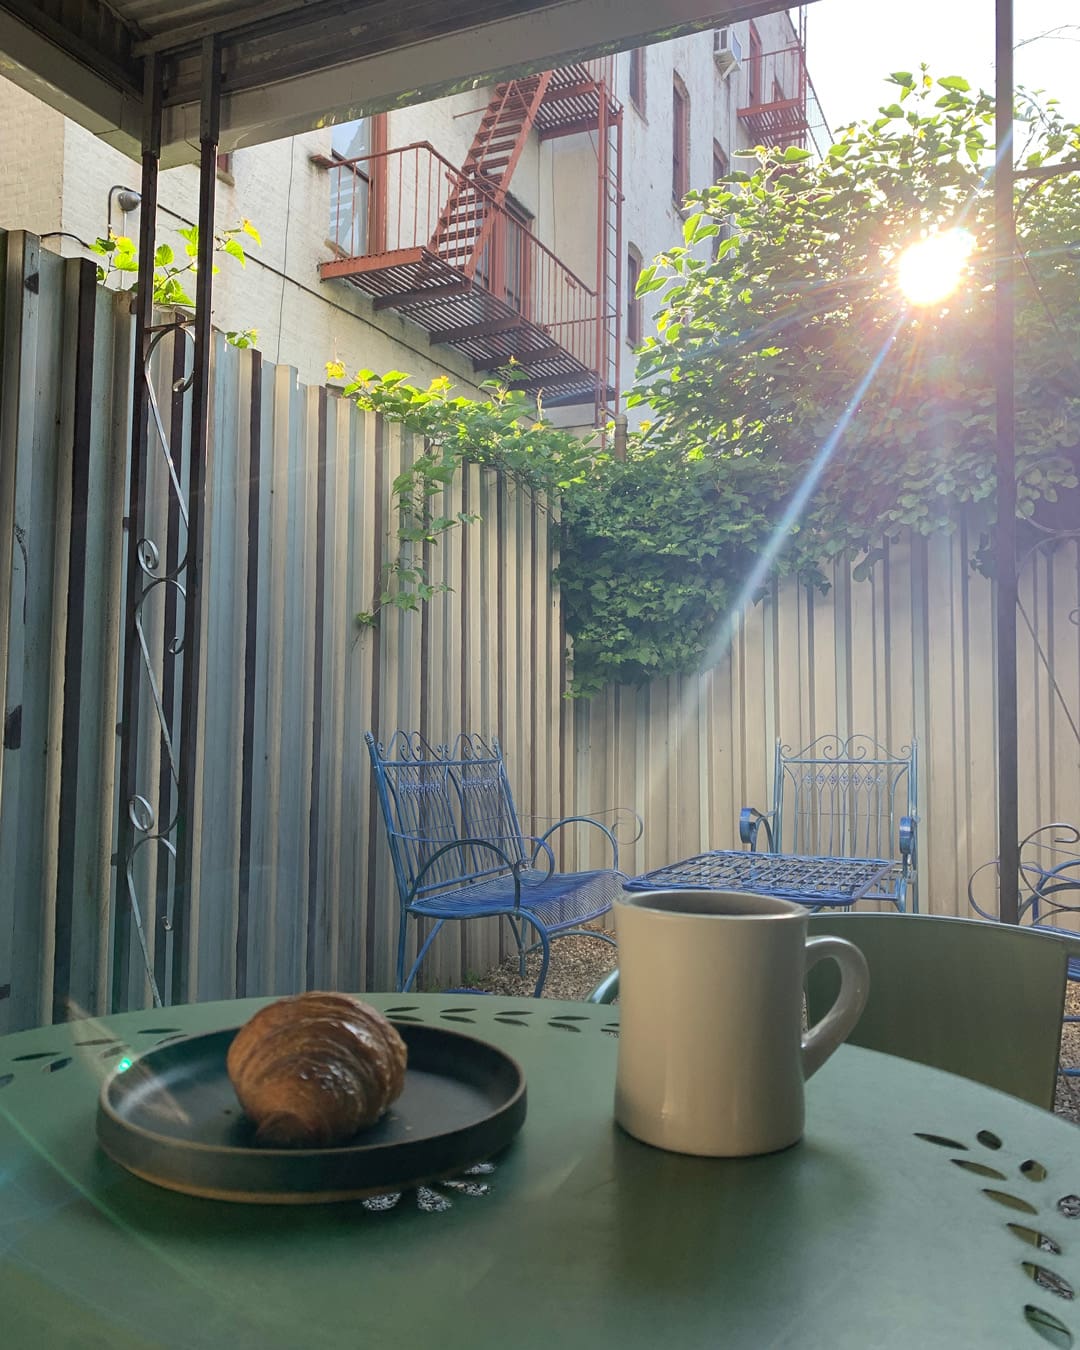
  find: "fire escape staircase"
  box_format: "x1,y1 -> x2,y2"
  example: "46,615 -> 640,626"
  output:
430,71 -> 552,276
320,66 -> 622,422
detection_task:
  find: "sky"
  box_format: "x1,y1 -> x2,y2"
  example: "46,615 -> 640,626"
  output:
803,0 -> 1079,131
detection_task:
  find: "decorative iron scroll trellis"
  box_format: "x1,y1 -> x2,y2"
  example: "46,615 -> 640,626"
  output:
122,321 -> 195,1008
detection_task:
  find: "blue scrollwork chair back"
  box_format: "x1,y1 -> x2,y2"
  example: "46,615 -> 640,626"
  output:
365,731 -> 634,996
740,735 -> 918,911
969,824 -> 1080,1079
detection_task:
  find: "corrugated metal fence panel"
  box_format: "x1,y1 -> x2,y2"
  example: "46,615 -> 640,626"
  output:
0,233 -> 133,1032
574,532 -> 1080,919
0,232 -> 572,1030
4,228 -> 1078,1030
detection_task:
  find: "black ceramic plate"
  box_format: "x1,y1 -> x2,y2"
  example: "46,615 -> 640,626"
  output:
97,1022 -> 526,1204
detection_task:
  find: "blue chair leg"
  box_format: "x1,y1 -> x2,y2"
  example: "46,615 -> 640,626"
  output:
531,924 -> 552,998
1061,1011 -> 1080,1078
403,919 -> 445,993
396,909 -> 410,992
505,914 -> 527,978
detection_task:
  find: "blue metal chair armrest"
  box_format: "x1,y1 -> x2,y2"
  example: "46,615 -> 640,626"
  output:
536,815 -> 622,872
585,969 -> 620,1005
967,857 -> 1003,922
739,807 -> 775,852
406,838 -> 523,910
520,835 -> 557,883
899,816 -> 917,869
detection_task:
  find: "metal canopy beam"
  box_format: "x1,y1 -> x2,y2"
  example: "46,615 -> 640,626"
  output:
0,0 -> 813,165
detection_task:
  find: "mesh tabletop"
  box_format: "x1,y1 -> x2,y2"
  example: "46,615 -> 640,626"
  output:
627,849 -> 901,905
3,994 -> 1080,1349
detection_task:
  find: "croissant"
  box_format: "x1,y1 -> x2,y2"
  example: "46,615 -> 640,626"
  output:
226,992 -> 408,1147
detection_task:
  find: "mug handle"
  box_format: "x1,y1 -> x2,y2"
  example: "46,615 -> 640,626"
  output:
801,936 -> 871,1079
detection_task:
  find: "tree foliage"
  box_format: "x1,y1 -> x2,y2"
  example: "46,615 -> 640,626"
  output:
629,71 -> 1080,570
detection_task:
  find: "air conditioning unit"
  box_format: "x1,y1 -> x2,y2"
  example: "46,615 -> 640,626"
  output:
713,26 -> 743,78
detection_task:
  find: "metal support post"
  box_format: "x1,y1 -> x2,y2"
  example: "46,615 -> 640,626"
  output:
995,0 -> 1019,924
114,55 -> 163,1012
173,37 -> 221,1002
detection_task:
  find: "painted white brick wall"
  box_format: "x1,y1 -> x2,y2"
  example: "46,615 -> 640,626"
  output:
619,12 -> 802,425
0,9 -> 816,413
0,81 -> 67,239
48,108 -> 486,392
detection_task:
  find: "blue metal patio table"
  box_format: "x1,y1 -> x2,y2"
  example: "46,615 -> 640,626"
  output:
2,993 -> 1079,1349
626,848 -> 902,908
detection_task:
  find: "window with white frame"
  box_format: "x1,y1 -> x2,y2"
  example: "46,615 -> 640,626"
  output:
329,119 -> 372,255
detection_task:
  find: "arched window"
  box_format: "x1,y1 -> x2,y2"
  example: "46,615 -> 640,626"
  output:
626,244 -> 643,346
628,48 -> 645,114
672,74 -> 690,204
747,23 -> 763,106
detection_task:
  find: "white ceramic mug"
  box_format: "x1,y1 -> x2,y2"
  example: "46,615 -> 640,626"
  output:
614,889 -> 870,1157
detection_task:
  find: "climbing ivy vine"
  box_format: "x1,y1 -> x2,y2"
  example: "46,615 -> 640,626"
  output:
327,367 -> 598,628
92,219 -> 261,347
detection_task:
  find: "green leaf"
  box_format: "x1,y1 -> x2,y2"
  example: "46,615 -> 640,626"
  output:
780,145 -> 812,162
938,76 -> 971,92
154,243 -> 174,267
222,237 -> 246,265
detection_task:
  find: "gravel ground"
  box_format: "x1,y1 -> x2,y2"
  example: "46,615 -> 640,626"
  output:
466,926 -> 618,1001
1055,982 -> 1080,1123
467,934 -> 1080,1127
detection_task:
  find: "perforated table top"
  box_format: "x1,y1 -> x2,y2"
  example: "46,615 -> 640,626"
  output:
2,994 -> 1079,1349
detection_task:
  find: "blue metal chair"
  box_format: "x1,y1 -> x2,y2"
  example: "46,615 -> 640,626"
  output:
739,734 -> 918,912
969,823 -> 1080,1078
366,731 -> 634,996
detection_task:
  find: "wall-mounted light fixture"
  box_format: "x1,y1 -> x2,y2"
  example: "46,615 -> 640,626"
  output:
107,184 -> 142,238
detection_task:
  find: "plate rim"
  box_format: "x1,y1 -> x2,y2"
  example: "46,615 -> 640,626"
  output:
97,1020 -> 527,1160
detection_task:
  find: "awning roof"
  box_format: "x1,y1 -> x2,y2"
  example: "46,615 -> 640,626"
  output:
0,0 -> 811,165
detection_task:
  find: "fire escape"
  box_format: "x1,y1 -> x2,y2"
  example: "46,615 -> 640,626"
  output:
320,62 -> 623,426
736,7 -> 830,160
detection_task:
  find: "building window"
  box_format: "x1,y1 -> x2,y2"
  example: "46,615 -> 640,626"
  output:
476,195 -> 533,318
672,75 -> 690,204
747,23 -> 763,106
329,119 -> 371,255
712,142 -> 733,256
628,48 -> 645,114
626,245 -> 643,346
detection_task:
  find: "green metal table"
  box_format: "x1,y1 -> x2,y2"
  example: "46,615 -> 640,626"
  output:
2,993 -> 1079,1349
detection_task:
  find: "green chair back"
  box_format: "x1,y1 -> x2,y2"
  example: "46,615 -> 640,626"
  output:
806,913 -> 1069,1109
